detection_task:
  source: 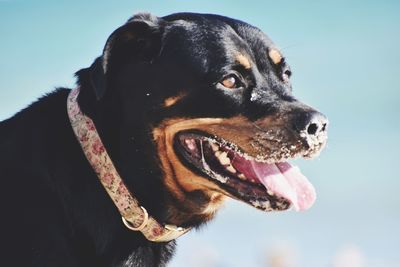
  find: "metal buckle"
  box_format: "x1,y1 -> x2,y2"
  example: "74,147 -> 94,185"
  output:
122,206 -> 149,232
164,224 -> 185,232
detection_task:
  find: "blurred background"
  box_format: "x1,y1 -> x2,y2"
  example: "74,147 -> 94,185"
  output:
1,0 -> 399,266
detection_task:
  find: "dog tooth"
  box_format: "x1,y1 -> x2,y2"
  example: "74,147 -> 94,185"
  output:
267,190 -> 274,196
185,138 -> 196,151
238,173 -> 246,180
210,142 -> 219,152
226,165 -> 236,173
218,152 -> 231,165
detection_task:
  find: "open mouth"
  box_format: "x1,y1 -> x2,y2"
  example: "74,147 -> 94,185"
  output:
174,131 -> 316,212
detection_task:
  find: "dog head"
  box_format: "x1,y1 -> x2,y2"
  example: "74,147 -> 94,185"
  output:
78,12 -> 328,227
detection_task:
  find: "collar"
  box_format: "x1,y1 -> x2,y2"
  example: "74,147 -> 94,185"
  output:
67,87 -> 191,242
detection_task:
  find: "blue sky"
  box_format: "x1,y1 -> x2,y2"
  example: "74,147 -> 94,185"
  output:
1,1 -> 400,266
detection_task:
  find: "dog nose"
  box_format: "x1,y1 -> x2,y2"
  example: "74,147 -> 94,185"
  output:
293,111 -> 328,138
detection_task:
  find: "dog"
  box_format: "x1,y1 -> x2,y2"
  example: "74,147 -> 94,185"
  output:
0,12 -> 328,266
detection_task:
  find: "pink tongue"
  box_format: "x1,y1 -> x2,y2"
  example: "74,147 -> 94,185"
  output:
250,161 -> 316,211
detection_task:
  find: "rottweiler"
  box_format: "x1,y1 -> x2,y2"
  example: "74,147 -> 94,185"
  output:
0,12 -> 328,267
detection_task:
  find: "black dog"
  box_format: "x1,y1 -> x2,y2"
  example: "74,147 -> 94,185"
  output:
0,12 -> 328,266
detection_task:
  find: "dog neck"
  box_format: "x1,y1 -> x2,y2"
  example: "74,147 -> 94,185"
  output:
67,87 -> 191,242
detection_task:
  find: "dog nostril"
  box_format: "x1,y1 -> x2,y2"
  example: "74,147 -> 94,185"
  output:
307,123 -> 319,135
321,122 -> 327,132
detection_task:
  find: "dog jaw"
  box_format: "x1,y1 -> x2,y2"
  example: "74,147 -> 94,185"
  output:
152,118 -> 228,226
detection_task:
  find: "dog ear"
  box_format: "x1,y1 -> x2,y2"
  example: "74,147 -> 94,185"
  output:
89,57 -> 107,101
90,13 -> 164,100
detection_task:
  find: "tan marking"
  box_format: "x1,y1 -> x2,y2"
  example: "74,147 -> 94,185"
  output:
164,93 -> 187,107
268,49 -> 283,65
202,194 -> 226,214
236,54 -> 252,69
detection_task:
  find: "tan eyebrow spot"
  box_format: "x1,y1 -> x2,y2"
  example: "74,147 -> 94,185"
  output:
235,54 -> 251,69
268,49 -> 283,65
164,93 -> 186,107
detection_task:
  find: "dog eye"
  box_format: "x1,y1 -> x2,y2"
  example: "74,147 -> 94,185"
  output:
220,75 -> 242,89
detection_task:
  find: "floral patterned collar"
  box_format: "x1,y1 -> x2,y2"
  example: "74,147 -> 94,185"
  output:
67,87 -> 191,242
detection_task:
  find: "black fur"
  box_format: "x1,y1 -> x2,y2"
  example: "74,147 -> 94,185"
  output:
0,12 -> 326,266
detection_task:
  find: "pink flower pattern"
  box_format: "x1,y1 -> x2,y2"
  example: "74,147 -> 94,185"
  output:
103,172 -> 115,188
117,181 -> 129,196
86,120 -> 96,131
152,227 -> 162,237
91,139 -> 105,155
115,197 -> 130,210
